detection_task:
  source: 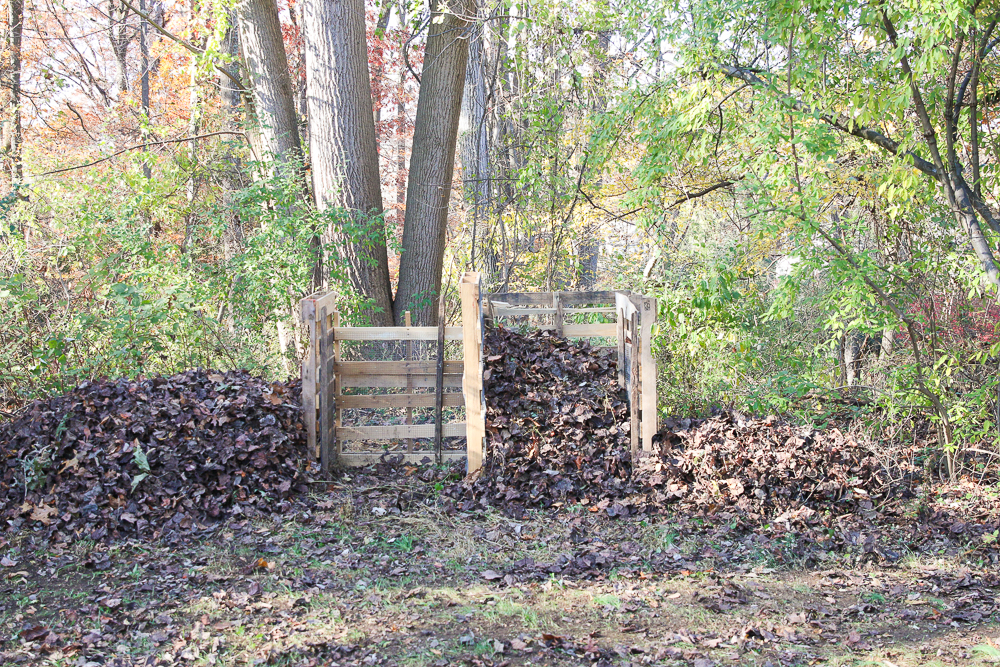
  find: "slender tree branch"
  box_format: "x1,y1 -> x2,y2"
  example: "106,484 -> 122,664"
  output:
36,131 -> 248,176
718,64 -> 940,177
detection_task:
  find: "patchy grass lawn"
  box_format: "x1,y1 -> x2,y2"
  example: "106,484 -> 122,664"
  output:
2,474 -> 999,667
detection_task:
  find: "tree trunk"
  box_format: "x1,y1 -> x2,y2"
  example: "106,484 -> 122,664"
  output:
460,14 -> 491,280
6,0 -> 22,184
578,29 -> 611,289
108,0 -> 132,98
394,0 -> 476,325
236,0 -> 302,166
139,0 -> 151,180
304,0 -> 394,324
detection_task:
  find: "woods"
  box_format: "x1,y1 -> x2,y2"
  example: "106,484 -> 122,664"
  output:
6,0 -> 1000,665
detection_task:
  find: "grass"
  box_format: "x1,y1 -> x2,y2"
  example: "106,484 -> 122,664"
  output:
3,486 -> 1000,667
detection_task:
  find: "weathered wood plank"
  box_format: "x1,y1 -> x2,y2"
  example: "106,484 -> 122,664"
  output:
335,360 -> 464,375
337,423 -> 467,440
299,297 -> 319,460
487,291 -> 617,306
340,374 -> 463,388
333,311 -> 342,465
462,272 -> 485,473
333,326 -> 463,341
337,451 -> 466,467
639,296 -> 658,453
337,392 -> 465,409
492,306 -> 616,316
318,306 -> 332,474
534,323 -> 618,337
629,310 -> 640,462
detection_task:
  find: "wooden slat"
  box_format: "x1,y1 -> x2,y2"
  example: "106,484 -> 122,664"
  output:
492,306 -> 616,316
335,360 -> 464,375
337,423 -> 467,440
333,311 -> 343,465
487,290 -> 617,306
333,326 -> 463,341
404,311 -> 414,452
299,297 -> 319,461
638,296 -> 658,453
338,392 -> 465,409
337,450 -> 466,467
340,374 -> 463,388
318,306 -> 332,473
629,310 -> 640,461
616,300 -> 626,388
535,323 -> 618,337
462,272 -> 485,473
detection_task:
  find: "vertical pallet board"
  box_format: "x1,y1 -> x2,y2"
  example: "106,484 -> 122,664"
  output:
300,299 -> 319,460
333,311 -> 343,468
404,311 -> 414,451
553,292 -> 564,337
629,310 -> 640,461
461,272 -> 485,473
639,296 -> 657,453
614,291 -> 629,388
318,304 -> 332,473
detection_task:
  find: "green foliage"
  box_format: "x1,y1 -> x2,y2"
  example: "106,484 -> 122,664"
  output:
0,158 -> 331,408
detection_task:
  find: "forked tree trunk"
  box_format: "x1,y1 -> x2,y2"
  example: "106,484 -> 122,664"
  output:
304,0 -> 394,325
236,0 -> 302,166
394,0 -> 476,325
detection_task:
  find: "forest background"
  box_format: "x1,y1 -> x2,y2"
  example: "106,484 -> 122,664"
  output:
3,0 -> 1000,476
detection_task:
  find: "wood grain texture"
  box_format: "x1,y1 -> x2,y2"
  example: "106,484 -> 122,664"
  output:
337,423 -> 467,440
335,360 -> 464,375
461,272 -> 484,473
333,326 -> 463,341
639,296 -> 658,453
337,392 -> 464,409
337,451 -> 466,466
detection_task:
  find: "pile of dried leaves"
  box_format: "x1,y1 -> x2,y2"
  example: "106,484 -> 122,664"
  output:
632,413 -> 914,517
0,369 -> 308,543
451,327 -> 914,523
452,326 -> 633,514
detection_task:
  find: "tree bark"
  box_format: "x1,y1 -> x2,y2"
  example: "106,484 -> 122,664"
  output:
395,0 -> 476,325
236,0 -> 302,166
460,13 -> 491,280
6,0 -> 22,184
305,0 -> 394,324
139,0 -> 151,180
108,0 -> 132,98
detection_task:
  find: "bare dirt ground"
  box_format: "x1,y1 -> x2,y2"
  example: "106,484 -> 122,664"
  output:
2,469 -> 999,667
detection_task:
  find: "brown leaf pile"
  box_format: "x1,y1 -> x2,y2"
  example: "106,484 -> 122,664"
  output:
632,413 -> 909,517
0,369 -> 308,543
452,326 -> 910,520
453,326 -> 632,514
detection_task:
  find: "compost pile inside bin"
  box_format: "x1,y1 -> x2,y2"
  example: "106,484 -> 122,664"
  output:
453,326 -> 633,512
0,369 -> 308,543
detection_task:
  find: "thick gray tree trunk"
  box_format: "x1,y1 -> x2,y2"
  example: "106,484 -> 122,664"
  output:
460,15 -> 492,282
6,0 -> 22,184
395,0 -> 476,325
108,0 -> 132,97
304,0 -> 394,324
236,0 -> 302,166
